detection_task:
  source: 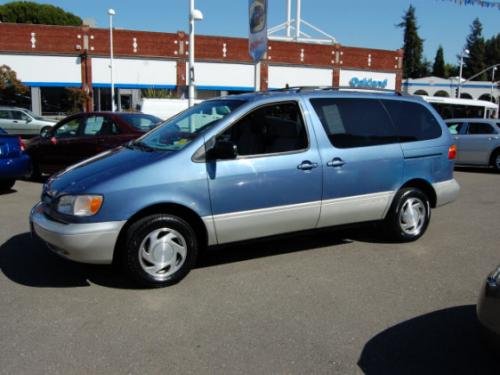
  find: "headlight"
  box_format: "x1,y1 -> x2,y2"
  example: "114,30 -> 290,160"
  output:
57,195 -> 103,216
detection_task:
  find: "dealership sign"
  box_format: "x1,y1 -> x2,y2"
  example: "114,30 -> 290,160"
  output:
339,70 -> 396,90
248,0 -> 267,62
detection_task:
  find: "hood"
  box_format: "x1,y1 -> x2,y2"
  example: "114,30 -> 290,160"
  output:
45,146 -> 170,196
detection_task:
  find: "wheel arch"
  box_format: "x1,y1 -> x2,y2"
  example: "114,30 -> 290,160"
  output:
399,178 -> 437,208
489,147 -> 500,167
112,202 -> 208,264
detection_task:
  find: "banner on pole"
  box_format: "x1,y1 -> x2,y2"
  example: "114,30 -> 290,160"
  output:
248,0 -> 268,62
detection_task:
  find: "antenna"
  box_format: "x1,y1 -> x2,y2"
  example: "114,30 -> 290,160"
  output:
268,0 -> 337,45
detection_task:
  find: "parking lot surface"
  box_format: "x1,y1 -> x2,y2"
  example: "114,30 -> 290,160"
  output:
0,169 -> 499,374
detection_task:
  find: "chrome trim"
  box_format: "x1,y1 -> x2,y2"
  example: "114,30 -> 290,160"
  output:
433,179 -> 460,207
202,216 -> 218,246
30,203 -> 125,264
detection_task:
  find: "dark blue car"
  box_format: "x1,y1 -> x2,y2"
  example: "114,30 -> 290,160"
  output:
0,127 -> 31,191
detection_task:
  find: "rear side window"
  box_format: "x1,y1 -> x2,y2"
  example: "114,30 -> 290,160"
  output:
310,98 -> 397,148
382,100 -> 442,142
446,122 -> 465,135
467,123 -> 496,135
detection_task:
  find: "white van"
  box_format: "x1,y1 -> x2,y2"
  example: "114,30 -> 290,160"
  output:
140,98 -> 202,120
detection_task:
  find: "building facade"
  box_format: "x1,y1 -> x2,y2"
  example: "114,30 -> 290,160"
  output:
403,76 -> 499,103
0,23 -> 403,115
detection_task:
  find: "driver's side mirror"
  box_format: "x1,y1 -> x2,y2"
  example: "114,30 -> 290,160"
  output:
207,139 -> 237,160
25,117 -> 32,123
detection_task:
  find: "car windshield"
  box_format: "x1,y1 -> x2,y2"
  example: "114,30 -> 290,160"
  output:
134,99 -> 246,151
119,113 -> 162,132
22,109 -> 45,121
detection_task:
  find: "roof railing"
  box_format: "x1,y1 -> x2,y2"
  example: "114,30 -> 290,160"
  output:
268,86 -> 406,96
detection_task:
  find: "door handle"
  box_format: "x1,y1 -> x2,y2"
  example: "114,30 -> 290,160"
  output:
12,120 -> 18,123
327,157 -> 345,167
297,160 -> 319,170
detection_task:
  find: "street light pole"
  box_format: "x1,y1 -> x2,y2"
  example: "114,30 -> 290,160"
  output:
457,48 -> 469,98
188,0 -> 203,108
108,8 -> 116,112
491,66 -> 497,102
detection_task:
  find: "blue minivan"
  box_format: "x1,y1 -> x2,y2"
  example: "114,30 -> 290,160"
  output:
30,89 -> 460,287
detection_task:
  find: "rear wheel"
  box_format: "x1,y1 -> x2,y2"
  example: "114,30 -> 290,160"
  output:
0,179 -> 15,191
122,214 -> 198,287
491,150 -> 500,172
40,126 -> 52,137
385,187 -> 430,242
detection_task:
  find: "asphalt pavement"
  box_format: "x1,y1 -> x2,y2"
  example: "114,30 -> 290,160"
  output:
0,169 -> 499,374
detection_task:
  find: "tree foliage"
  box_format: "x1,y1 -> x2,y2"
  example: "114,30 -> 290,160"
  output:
0,1 -> 82,26
432,46 -> 446,77
398,5 -> 425,79
463,18 -> 486,80
0,64 -> 29,106
485,33 -> 500,76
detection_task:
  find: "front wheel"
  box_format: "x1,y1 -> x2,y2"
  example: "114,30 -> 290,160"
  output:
385,188 -> 430,242
122,214 -> 199,287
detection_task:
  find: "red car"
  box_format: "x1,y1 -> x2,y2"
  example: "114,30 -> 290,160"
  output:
26,112 -> 162,178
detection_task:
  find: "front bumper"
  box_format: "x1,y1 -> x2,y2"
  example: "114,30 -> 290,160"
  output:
30,203 -> 125,264
433,178 -> 460,207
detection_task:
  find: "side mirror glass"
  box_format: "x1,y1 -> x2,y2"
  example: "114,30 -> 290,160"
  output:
208,139 -> 237,160
25,117 -> 32,123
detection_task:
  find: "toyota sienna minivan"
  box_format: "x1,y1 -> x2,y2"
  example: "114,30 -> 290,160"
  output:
31,89 -> 460,287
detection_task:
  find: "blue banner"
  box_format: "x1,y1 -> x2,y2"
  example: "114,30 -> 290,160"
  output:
249,0 -> 268,62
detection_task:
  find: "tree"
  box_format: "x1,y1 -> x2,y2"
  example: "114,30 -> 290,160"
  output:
485,33 -> 500,72
0,64 -> 29,106
398,5 -> 425,79
444,63 -> 459,78
0,1 -> 82,26
463,18 -> 486,80
432,46 -> 446,77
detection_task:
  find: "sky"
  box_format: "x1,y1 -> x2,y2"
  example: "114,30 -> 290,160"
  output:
1,0 -> 499,64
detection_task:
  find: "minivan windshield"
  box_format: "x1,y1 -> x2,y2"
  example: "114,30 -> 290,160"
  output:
134,99 -> 246,151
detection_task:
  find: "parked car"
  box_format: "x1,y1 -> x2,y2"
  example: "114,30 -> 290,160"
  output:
30,89 -> 460,287
25,112 -> 162,178
477,264 -> 500,354
445,118 -> 500,171
0,127 -> 30,191
0,106 -> 56,136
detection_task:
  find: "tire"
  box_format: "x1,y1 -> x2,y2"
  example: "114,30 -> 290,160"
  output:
491,150 -> 500,172
0,179 -> 15,191
385,187 -> 431,242
26,160 -> 41,181
122,214 -> 198,287
40,126 -> 52,137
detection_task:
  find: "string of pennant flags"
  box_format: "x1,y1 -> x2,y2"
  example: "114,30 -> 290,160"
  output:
438,0 -> 500,10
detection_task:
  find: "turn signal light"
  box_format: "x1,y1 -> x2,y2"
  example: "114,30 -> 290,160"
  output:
448,144 -> 457,160
18,137 -> 25,152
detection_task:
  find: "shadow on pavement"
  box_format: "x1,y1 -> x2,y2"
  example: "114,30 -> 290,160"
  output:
1,229 -> 353,288
0,233 -> 138,289
455,166 -> 498,174
358,305 -> 500,374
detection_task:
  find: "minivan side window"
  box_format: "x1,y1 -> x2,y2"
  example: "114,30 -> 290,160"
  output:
467,123 -> 496,135
446,122 -> 464,135
309,98 -> 397,148
382,100 -> 442,142
219,102 -> 308,156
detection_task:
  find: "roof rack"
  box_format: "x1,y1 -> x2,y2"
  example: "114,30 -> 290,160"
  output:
269,86 -> 406,96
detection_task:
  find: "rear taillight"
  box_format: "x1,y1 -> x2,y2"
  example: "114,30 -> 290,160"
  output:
18,137 -> 25,152
448,144 -> 457,160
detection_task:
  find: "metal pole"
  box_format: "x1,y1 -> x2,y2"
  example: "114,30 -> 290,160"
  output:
295,0 -> 301,40
286,0 -> 291,38
188,0 -> 195,108
492,67 -> 496,102
457,53 -> 464,99
254,62 -> 260,92
109,10 -> 115,112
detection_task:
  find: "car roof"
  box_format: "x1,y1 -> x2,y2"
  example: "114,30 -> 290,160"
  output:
0,106 -> 29,110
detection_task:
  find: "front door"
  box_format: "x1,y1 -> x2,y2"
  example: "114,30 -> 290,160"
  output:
206,101 -> 323,244
307,97 -> 404,228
